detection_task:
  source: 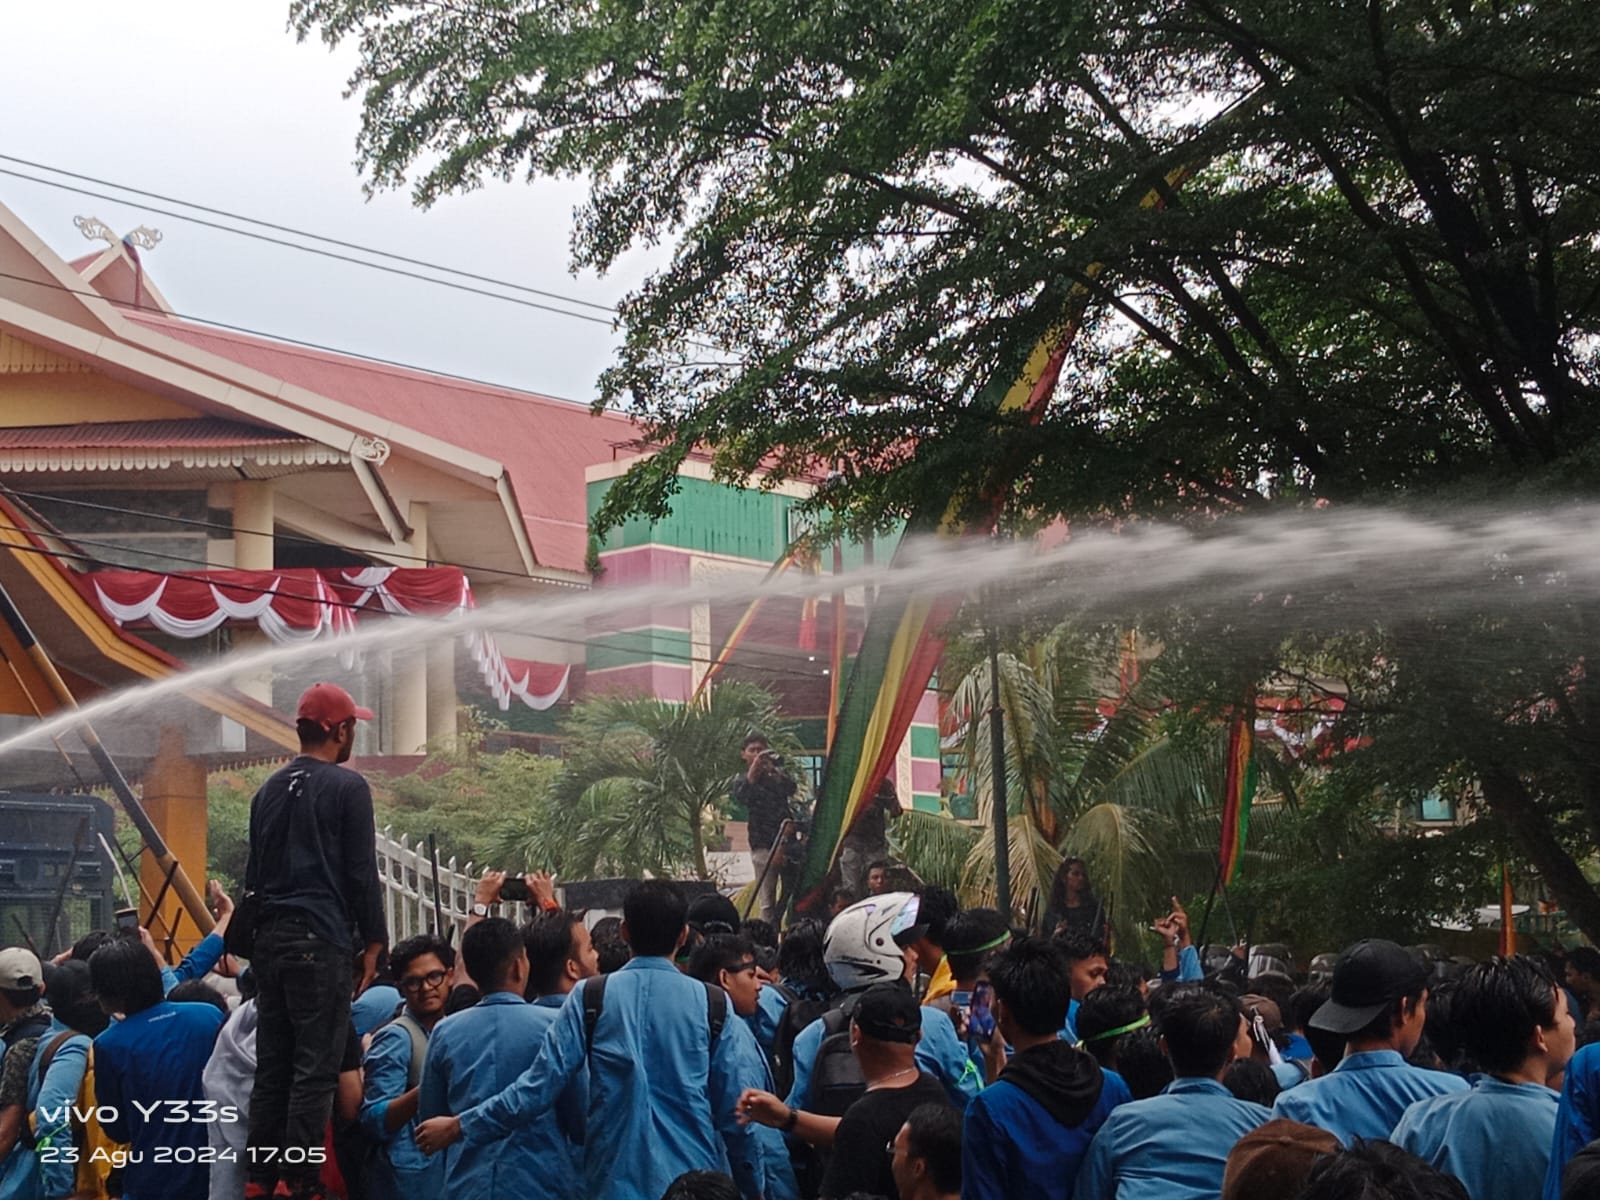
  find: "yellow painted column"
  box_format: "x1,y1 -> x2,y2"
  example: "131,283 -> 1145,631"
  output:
232,482 -> 276,706
392,649 -> 429,754
139,727 -> 209,959
427,638 -> 457,746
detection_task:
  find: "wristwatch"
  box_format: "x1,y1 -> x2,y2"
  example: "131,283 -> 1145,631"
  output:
471,902 -> 491,918
538,897 -> 561,914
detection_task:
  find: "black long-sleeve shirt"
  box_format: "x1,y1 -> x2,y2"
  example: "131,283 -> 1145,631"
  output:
245,756 -> 386,950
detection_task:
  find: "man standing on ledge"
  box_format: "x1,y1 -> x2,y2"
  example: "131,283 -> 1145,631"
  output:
734,733 -> 798,924
245,683 -> 387,1200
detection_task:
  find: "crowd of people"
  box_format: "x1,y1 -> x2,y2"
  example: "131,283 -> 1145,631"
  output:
6,684 -> 1600,1200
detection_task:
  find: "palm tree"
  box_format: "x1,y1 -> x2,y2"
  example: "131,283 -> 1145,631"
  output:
896,624 -> 1292,951
488,681 -> 795,881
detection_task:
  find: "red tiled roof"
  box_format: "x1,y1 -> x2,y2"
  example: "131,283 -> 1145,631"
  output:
124,313 -> 640,572
0,419 -> 305,449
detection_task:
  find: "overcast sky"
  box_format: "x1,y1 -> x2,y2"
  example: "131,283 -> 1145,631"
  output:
0,0 -> 659,403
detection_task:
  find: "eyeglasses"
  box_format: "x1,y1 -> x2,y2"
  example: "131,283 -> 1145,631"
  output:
398,969 -> 450,993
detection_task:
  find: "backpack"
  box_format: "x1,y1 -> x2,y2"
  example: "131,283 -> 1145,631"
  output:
807,997 -> 868,1119
386,1012 -> 429,1090
580,974 -> 727,1054
28,1031 -> 122,1200
769,985 -> 830,1099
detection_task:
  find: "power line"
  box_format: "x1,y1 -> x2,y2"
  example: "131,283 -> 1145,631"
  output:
5,487 -> 552,584
0,164 -> 616,329
0,266 -> 615,408
0,155 -> 619,312
0,531 -> 831,684
0,156 -> 732,353
1,492 -> 827,678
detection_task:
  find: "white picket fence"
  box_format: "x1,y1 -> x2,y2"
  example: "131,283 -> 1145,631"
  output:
374,825 -> 515,944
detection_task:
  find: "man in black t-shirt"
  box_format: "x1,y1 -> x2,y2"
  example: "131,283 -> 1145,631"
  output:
244,682 -> 386,1200
821,985 -> 953,1200
733,732 -> 797,923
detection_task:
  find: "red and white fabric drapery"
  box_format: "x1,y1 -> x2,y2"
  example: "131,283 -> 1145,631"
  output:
87,565 -> 570,710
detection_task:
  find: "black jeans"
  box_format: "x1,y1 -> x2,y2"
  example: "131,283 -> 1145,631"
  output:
247,913 -> 352,1189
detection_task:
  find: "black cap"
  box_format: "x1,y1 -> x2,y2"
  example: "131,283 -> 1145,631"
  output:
1309,940 -> 1428,1035
686,893 -> 741,935
852,983 -> 922,1044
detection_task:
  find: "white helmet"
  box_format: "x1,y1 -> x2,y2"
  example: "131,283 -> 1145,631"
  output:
824,892 -> 922,991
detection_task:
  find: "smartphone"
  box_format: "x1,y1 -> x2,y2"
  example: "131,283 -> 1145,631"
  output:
115,907 -> 139,933
969,980 -> 995,1039
498,877 -> 530,903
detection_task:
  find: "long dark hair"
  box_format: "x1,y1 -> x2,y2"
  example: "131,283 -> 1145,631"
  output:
1049,857 -> 1098,912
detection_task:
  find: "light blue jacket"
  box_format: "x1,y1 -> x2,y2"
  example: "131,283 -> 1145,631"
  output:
746,983 -> 789,1057
1548,1043 -> 1600,1200
352,984 -> 403,1037
1072,1076 -> 1271,1200
1271,1049 -> 1470,1144
159,931 -> 226,996
455,957 -> 763,1200
722,1011 -> 799,1200
0,1019 -> 91,1200
361,1013 -> 445,1200
1392,1076 -> 1557,1200
418,991 -> 584,1200
784,1000 -> 981,1111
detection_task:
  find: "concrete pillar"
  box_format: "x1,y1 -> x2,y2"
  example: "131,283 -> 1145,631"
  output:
408,500 -> 430,565
232,481 -> 275,570
426,638 -> 457,745
139,727 -> 208,960
392,649 -> 429,754
231,482 -> 276,706
689,599 -> 712,696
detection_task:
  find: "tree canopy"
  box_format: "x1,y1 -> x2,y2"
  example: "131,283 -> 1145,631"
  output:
294,0 -> 1600,938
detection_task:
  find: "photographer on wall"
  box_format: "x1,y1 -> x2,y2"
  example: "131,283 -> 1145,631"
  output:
734,732 -> 798,924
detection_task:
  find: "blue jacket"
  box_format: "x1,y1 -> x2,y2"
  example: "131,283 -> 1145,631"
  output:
0,1018 -> 91,1200
418,991 -> 584,1200
746,983 -> 788,1058
159,932 -> 226,996
1392,1076 -> 1557,1200
722,1012 -> 799,1200
1072,1077 -> 1272,1200
361,1012 -> 445,1200
455,957 -> 763,1200
1546,1042 -> 1600,1200
785,1000 -> 981,1111
94,1001 -> 225,1200
1271,1049 -> 1469,1145
963,1059 -> 1131,1200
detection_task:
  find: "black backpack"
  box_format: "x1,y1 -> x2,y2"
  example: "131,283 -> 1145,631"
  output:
581,974 -> 727,1054
769,985 -> 830,1097
806,996 -> 869,1118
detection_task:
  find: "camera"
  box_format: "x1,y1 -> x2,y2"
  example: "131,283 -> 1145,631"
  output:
498,877 -> 531,903
761,749 -> 784,767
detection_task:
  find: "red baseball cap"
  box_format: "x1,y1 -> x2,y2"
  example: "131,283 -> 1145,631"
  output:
295,682 -> 373,729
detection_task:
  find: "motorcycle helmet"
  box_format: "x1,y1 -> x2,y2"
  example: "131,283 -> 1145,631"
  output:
823,892 -> 923,991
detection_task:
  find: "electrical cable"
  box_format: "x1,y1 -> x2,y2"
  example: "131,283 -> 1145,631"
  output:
0,159 -> 731,353
0,527 -> 837,684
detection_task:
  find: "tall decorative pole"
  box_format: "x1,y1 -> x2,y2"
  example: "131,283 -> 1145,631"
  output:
987,603 -> 1011,918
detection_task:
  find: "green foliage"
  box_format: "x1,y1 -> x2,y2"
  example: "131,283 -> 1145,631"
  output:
205,765 -> 273,893
490,681 -> 795,880
295,0 -> 1600,937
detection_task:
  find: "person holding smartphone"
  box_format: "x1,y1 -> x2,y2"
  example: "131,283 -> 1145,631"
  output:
733,734 -> 797,925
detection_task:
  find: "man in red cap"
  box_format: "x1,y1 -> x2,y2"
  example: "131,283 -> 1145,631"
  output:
244,682 -> 386,1200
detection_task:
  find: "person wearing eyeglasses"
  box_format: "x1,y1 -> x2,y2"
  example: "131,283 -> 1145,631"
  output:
361,933 -> 455,1200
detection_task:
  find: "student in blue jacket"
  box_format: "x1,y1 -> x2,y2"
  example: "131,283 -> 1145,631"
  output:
688,934 -> 800,1200
414,881 -> 765,1200
1272,940 -> 1468,1143
1391,955 -> 1573,1200
963,938 -> 1130,1200
362,933 -> 452,1200
89,939 -> 224,1200
1073,986 -> 1270,1200
419,915 -> 592,1200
